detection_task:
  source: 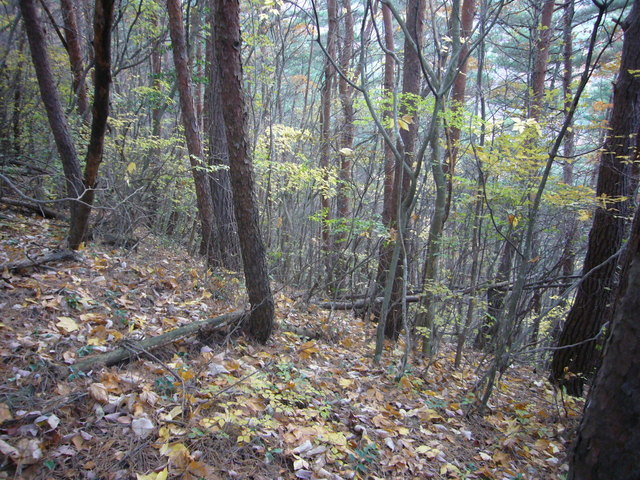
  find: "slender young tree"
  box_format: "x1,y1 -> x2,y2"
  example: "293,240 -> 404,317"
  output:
21,0 -> 114,250
214,0 -> 275,343
60,0 -> 90,123
166,0 -> 218,267
319,0 -> 338,283
551,0 -> 640,396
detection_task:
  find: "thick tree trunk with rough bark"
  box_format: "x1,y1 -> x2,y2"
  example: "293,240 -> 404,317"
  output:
214,0 -> 274,343
167,0 -> 218,267
569,198 -> 640,479
551,0 -> 640,396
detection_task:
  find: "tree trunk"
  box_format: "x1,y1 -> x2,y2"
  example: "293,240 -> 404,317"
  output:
551,0 -> 640,396
319,0 -> 338,283
69,0 -> 114,248
166,0 -> 218,267
214,0 -> 274,343
530,0 -> 555,119
443,0 -> 476,221
60,0 -> 90,123
20,0 -> 113,250
569,194 -> 640,480
372,2 -> 396,324
204,2 -> 241,270
384,0 -> 425,339
337,0 -> 354,223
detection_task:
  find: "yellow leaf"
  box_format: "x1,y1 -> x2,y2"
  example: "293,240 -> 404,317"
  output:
136,468 -> 168,480
338,378 -> 353,388
322,432 -> 347,446
398,118 -> 409,131
127,162 -> 137,174
56,316 -> 79,333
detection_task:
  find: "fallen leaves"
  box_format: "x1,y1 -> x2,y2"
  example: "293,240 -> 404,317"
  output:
0,212 -> 583,480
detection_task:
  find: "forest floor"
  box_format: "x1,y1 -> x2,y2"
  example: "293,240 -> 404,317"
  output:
0,208 -> 584,480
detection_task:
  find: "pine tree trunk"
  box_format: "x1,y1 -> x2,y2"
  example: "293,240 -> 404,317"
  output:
551,0 -> 640,396
166,0 -> 218,266
214,0 -> 274,343
569,194 -> 640,479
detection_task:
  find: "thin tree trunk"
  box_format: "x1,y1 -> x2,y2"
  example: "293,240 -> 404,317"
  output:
21,0 -> 113,250
384,0 -> 425,339
372,3 -> 396,323
70,0 -> 114,248
319,0 -> 338,283
337,0 -> 354,222
443,0 -> 476,221
166,0 -> 218,266
214,0 -> 274,343
60,0 -> 90,123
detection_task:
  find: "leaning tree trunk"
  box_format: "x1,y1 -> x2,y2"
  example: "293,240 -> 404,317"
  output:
569,178 -> 640,480
166,0 -> 218,267
214,0 -> 274,343
551,0 -> 640,396
21,0 -> 113,250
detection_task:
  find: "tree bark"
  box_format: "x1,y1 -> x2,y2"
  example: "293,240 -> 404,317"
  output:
204,2 -> 241,270
60,0 -> 90,123
68,0 -> 114,249
20,0 -> 113,250
443,0 -> 476,221
319,0 -> 338,281
167,0 -> 218,267
551,0 -> 640,396
372,3 -> 396,324
384,0 -> 425,339
337,0 -> 354,222
568,198 -> 640,480
214,0 -> 275,343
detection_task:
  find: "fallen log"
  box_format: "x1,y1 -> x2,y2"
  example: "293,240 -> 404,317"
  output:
70,310 -> 245,372
1,250 -> 80,272
0,197 -> 66,220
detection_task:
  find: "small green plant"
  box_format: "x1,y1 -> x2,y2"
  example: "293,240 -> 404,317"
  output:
348,442 -> 378,475
154,375 -> 176,396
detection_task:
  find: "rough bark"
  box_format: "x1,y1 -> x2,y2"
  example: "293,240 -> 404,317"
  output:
568,203 -> 640,480
530,0 -> 555,119
21,0 -> 108,243
204,3 -> 241,270
167,0 -> 218,267
337,0 -> 354,222
214,0 -> 274,343
551,0 -> 640,396
372,2 -> 396,323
